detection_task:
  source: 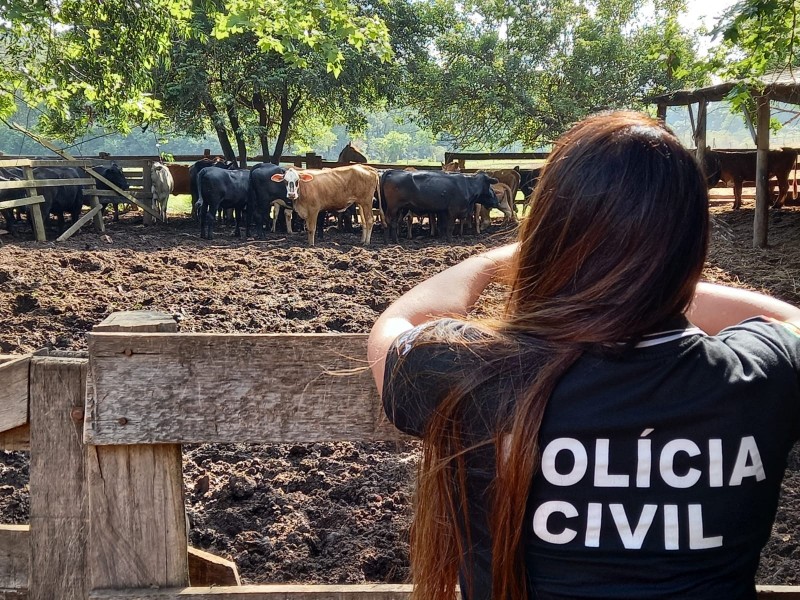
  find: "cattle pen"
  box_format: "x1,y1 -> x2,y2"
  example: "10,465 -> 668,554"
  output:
0,310 -> 795,599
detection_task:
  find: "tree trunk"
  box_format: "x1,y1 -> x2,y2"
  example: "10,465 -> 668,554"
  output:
202,96 -> 237,167
271,93 -> 301,165
253,92 -> 273,163
225,100 -> 248,168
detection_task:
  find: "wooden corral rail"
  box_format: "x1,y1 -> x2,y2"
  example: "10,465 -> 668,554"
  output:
0,312 -> 798,598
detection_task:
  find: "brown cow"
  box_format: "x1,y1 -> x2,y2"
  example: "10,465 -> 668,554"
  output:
709,149 -> 798,209
475,182 -> 517,233
442,160 -> 461,172
337,142 -> 367,164
485,169 -> 521,204
166,164 -> 191,196
270,164 -> 380,246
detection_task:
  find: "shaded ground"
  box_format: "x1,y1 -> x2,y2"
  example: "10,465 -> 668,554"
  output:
0,199 -> 799,586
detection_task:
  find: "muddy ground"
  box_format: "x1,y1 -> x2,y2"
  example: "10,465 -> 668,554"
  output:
0,196 -> 799,586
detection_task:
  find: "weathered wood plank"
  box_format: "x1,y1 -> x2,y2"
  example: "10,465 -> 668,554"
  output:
85,333 -> 400,445
188,547 -> 240,587
754,95 -> 771,248
0,590 -> 28,599
0,525 -> 28,589
89,189 -> 127,198
22,167 -> 45,243
0,196 -> 44,210
85,584 -> 800,600
0,425 -> 29,451
87,312 -> 189,591
0,356 -> 22,365
29,357 -> 88,600
87,444 -> 188,588
93,311 -> 177,333
0,178 -> 94,190
55,204 -> 102,242
89,584 -> 415,599
0,358 -> 29,433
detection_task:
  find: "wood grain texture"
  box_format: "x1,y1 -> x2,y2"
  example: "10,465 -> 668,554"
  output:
93,311 -> 177,333
29,357 -> 88,600
89,584 -> 415,599
88,311 -> 189,591
188,547 -> 240,587
86,585 -> 800,600
85,333 -> 400,445
0,357 -> 29,433
0,196 -> 44,210
0,526 -> 28,589
87,444 -> 188,589
0,178 -> 95,190
0,590 -> 27,599
0,425 -> 29,451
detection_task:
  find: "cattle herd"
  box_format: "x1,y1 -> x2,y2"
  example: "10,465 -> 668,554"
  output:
1,148 -> 797,245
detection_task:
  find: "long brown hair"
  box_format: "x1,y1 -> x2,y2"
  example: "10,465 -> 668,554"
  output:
405,111 -> 710,600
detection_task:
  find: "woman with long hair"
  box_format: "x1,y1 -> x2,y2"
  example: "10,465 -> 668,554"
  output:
367,111 -> 800,600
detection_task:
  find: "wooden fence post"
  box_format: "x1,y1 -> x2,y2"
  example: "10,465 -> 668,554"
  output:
142,161 -> 154,226
29,354 -> 89,599
86,311 -> 189,591
22,166 -> 46,242
754,95 -> 771,248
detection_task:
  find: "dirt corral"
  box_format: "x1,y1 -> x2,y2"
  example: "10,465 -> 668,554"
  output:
0,200 -> 799,586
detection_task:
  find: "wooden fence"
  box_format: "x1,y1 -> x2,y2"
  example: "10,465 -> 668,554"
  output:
0,157 -> 163,241
0,310 -> 797,598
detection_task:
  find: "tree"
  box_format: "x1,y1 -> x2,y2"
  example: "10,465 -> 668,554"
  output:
404,0 -> 707,149
0,0 -> 392,143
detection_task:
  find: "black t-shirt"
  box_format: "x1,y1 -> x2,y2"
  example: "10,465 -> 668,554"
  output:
382,316 -> 800,600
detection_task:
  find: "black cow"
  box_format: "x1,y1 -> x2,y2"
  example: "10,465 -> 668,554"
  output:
196,168 -> 251,239
90,164 -> 130,221
515,166 -> 543,201
32,166 -> 85,231
190,158 -> 235,219
380,170 -> 500,243
249,163 -> 288,237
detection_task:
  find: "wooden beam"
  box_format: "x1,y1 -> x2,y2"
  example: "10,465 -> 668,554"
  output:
188,548 -> 240,587
86,584 -> 800,600
0,196 -> 44,210
0,424 -> 29,451
754,95 -> 771,248
93,311 -> 178,333
656,103 -> 667,122
89,585 -> 416,599
29,356 -> 88,600
0,357 -> 29,433
55,204 -> 102,242
84,332 -> 401,445
0,179 -> 94,190
0,525 -> 29,589
87,312 -> 189,591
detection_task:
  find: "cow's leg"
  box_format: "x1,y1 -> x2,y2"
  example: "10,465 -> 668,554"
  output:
776,176 -> 789,208
733,178 -> 743,210
406,213 -> 413,239
285,208 -> 293,233
233,205 -> 242,237
474,204 -> 482,234
317,211 -> 326,241
306,209 -> 318,246
360,202 -> 375,245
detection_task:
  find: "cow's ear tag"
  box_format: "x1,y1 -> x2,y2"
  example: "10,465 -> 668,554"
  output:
270,174 -> 285,182
299,172 -> 314,182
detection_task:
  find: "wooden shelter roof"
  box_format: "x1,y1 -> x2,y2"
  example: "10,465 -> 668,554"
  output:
645,70 -> 800,106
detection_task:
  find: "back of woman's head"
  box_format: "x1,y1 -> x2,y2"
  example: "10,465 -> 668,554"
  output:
508,111 -> 709,344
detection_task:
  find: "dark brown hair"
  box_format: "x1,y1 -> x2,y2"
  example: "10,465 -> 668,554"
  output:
405,111 -> 710,600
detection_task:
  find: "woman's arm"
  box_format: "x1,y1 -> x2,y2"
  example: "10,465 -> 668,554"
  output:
687,281 -> 800,335
367,243 -> 518,394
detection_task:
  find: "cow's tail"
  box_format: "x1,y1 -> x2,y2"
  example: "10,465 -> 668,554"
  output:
376,170 -> 386,226
195,179 -> 204,213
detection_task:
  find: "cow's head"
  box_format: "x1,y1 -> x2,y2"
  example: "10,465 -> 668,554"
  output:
478,174 -> 500,208
270,167 -> 314,201
103,163 -> 129,191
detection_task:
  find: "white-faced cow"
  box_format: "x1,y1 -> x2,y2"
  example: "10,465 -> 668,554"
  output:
269,164 -> 380,246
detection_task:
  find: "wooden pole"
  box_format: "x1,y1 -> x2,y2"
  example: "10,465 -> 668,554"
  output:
694,100 -> 708,165
29,355 -> 89,600
142,161 -> 154,225
754,94 -> 771,248
657,103 -> 667,122
23,166 -> 46,242
86,312 -> 189,591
